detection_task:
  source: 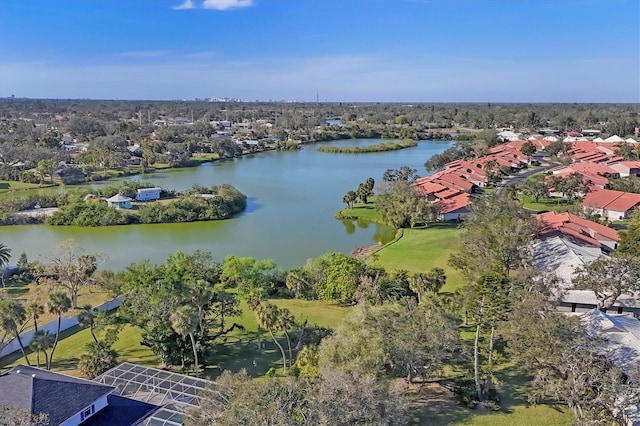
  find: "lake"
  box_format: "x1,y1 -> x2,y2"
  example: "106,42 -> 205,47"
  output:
3,139 -> 453,270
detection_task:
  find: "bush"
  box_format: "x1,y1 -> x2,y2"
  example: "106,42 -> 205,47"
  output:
48,201 -> 131,226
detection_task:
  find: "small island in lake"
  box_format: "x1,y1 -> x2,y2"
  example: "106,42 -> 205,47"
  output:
316,139 -> 418,153
2,182 -> 247,227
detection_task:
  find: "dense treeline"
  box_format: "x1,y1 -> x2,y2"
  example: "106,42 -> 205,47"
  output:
1,100 -> 637,176
2,99 -> 637,135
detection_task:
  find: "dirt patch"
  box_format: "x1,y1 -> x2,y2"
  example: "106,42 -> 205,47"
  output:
351,242 -> 383,259
15,207 -> 59,217
404,381 -> 471,425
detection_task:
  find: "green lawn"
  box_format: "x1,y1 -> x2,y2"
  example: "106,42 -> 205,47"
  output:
1,324 -> 156,376
518,194 -> 579,212
1,297 -> 351,380
0,180 -> 46,193
192,153 -> 221,161
336,199 -> 384,224
371,227 -> 465,293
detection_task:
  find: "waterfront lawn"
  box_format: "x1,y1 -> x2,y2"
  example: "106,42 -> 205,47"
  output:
192,153 -> 221,161
0,180 -> 45,193
336,199 -> 383,223
372,227 -> 465,293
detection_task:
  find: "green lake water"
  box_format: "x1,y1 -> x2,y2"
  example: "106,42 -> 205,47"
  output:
3,140 -> 453,270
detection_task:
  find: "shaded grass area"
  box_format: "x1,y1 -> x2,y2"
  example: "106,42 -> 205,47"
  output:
4,276 -> 114,330
203,299 -> 351,379
371,227 -> 465,294
452,367 -> 572,426
417,327 -> 573,425
1,298 -> 350,381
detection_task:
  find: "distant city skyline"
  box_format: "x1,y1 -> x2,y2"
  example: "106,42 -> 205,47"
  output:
1,0 -> 638,103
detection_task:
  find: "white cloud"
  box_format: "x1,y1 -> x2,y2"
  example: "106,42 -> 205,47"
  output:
173,0 -> 194,10
202,0 -> 253,10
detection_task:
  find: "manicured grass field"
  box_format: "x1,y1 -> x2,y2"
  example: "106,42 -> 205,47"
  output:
372,226 -> 465,293
518,194 -> 579,212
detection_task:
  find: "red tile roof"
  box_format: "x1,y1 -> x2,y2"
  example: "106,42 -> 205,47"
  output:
434,188 -> 462,200
537,211 -> 620,248
582,189 -> 640,213
550,169 -> 609,188
567,162 -> 618,176
413,181 -> 448,195
435,193 -> 473,214
435,173 -> 475,191
609,161 -> 640,173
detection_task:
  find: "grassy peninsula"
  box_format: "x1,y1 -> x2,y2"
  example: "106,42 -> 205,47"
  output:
317,139 -> 417,153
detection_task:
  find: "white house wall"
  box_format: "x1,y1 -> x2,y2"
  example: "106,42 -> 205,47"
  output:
59,394 -> 110,426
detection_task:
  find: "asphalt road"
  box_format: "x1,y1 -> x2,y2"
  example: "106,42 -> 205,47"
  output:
496,157 -> 560,195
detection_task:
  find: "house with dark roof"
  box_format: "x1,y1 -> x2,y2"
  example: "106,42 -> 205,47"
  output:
0,365 -> 156,426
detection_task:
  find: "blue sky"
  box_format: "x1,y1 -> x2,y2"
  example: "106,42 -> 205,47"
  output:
0,0 -> 638,102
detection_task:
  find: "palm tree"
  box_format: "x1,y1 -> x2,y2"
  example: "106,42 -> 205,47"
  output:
30,330 -> 54,368
276,308 -> 295,367
78,305 -> 98,343
0,299 -> 30,365
255,302 -> 288,374
409,268 -> 446,304
47,290 -> 71,370
0,243 -> 10,269
0,243 -> 11,288
483,159 -> 500,184
170,305 -> 200,369
502,184 -> 519,201
26,301 -> 45,332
